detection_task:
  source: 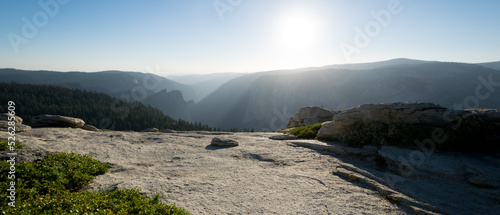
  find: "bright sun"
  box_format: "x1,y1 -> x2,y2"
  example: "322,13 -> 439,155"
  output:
275,9 -> 320,51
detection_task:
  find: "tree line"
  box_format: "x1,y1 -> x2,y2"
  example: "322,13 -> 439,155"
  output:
0,82 -> 217,131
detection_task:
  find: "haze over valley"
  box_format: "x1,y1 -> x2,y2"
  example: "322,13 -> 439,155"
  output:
2,58 -> 500,130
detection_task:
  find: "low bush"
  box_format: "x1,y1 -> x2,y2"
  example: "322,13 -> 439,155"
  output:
285,123 -> 323,139
0,140 -> 24,150
0,152 -> 189,214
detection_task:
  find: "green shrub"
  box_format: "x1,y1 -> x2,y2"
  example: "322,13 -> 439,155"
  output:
285,123 -> 323,139
1,188 -> 189,214
0,140 -> 24,150
0,152 -> 189,214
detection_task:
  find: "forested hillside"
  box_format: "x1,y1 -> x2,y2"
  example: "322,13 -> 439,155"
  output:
0,82 -> 213,131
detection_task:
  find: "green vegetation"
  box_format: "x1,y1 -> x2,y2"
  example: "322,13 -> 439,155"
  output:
0,82 -> 213,131
0,151 -> 189,214
285,123 -> 323,139
0,140 -> 24,150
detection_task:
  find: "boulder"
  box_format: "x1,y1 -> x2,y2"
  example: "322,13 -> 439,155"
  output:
269,134 -> 298,140
317,102 -> 457,140
0,113 -> 23,124
286,106 -> 335,128
211,137 -> 239,147
142,128 -> 159,132
0,114 -> 31,132
31,114 -> 85,128
0,121 -> 31,132
160,129 -> 177,133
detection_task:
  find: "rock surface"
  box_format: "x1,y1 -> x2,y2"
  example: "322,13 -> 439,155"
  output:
7,128 -> 418,214
210,137 -> 239,147
31,114 -> 85,128
285,138 -> 500,215
7,127 -> 499,214
286,106 -> 335,128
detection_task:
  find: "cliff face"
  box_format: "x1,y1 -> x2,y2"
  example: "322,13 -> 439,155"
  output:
142,89 -> 194,121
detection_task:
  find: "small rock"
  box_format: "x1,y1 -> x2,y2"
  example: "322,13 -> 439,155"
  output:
269,134 -> 298,140
211,137 -> 239,147
81,124 -> 100,132
31,114 -> 85,128
142,128 -> 159,132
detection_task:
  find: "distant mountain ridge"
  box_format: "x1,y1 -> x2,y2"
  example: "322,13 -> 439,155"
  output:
0,68 -> 197,101
0,68 -> 200,121
478,61 -> 500,71
2,59 -> 500,130
193,60 -> 500,130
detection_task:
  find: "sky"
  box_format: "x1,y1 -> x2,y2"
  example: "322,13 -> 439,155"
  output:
1,0 -> 499,76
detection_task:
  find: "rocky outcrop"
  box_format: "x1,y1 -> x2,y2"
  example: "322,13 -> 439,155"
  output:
142,89 -> 193,121
160,129 -> 177,133
30,114 -> 101,132
317,102 -> 455,140
210,137 -> 239,147
81,124 -> 100,132
316,102 -> 500,147
0,113 -> 23,124
0,114 -> 31,132
142,128 -> 159,132
286,106 -> 335,128
32,114 -> 86,128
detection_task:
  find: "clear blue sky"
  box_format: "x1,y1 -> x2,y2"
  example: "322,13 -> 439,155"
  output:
1,0 -> 499,76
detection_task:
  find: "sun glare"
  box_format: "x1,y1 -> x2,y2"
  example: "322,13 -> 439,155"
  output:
275,9 -> 320,51
271,7 -> 324,69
